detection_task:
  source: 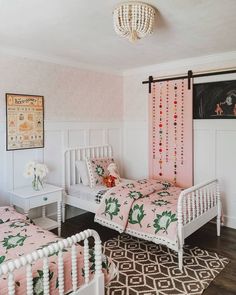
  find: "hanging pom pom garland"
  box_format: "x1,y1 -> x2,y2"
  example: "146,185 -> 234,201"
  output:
149,79 -> 193,188
181,80 -> 185,165
151,83 -> 157,161
173,83 -> 178,184
159,84 -> 163,176
165,82 -> 169,163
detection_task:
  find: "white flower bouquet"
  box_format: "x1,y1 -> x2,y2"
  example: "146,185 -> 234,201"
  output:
24,161 -> 49,191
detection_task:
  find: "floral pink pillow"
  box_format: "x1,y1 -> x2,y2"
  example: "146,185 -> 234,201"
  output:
86,158 -> 114,187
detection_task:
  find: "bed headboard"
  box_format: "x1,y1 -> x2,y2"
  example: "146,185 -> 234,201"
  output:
64,145 -> 113,190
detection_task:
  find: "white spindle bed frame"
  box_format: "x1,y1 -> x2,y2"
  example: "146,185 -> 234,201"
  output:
0,229 -> 104,295
63,145 -> 221,270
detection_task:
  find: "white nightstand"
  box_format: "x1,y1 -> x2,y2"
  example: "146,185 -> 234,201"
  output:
9,184 -> 63,237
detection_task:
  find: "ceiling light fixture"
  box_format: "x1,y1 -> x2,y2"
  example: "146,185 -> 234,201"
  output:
113,1 -> 156,42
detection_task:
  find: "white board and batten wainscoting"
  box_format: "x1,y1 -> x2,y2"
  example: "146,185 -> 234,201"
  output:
194,119 -> 236,229
0,121 -> 123,219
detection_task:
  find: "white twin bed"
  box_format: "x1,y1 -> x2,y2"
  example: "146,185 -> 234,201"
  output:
63,144 -> 222,271
63,145 -> 113,215
0,207 -> 106,295
63,145 -> 132,215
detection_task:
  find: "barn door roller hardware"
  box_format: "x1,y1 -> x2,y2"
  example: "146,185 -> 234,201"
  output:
143,68 -> 236,93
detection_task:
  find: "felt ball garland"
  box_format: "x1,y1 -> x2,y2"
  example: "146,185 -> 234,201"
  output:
173,83 -> 178,184
165,81 -> 169,163
181,80 -> 185,165
149,78 -> 192,187
152,83 -> 156,160
158,84 -> 163,177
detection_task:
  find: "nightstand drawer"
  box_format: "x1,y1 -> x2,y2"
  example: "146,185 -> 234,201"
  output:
29,191 -> 61,208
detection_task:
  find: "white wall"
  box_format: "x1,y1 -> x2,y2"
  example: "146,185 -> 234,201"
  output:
0,54 -> 123,218
123,52 -> 236,229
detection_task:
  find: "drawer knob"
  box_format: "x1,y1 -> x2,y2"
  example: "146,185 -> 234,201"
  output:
43,197 -> 48,201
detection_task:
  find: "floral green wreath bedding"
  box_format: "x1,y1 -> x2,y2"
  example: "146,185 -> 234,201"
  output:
0,207 -> 116,295
95,179 -> 184,249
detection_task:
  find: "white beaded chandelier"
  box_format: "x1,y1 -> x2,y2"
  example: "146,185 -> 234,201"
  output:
113,1 -> 156,42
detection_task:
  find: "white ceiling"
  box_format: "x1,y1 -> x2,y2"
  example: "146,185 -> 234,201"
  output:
0,0 -> 235,72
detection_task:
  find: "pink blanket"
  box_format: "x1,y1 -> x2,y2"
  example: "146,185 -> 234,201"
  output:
0,207 -> 116,294
95,179 -> 182,249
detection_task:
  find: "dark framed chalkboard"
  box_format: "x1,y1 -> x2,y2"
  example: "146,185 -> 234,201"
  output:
193,80 -> 236,119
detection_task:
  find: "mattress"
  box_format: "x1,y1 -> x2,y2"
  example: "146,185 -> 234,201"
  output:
68,183 -> 107,201
67,179 -> 132,203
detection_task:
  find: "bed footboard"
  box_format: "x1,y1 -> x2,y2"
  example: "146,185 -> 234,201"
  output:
0,229 -> 104,295
177,179 -> 221,270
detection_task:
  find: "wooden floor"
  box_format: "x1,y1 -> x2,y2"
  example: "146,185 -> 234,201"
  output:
54,212 -> 236,295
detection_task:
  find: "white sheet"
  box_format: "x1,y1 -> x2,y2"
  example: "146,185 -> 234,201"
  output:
68,184 -> 106,201
67,178 -> 132,201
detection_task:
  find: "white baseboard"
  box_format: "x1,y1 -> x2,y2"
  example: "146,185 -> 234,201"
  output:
224,215 -> 236,229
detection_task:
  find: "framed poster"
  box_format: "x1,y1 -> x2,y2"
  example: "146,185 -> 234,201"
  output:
6,93 -> 44,151
193,79 -> 236,119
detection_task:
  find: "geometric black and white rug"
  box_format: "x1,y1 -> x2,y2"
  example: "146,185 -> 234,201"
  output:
104,234 -> 229,295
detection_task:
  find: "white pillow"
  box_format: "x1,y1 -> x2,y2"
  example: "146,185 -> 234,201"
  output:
75,160 -> 89,186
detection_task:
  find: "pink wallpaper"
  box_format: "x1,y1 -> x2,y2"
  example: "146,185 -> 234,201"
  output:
0,55 -> 123,121
149,79 -> 193,188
